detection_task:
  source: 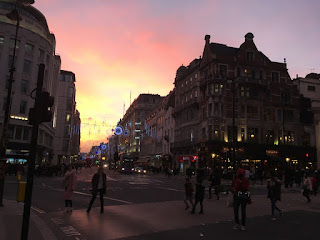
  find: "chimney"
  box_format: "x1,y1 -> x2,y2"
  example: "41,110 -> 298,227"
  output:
245,32 -> 254,41
205,35 -> 210,45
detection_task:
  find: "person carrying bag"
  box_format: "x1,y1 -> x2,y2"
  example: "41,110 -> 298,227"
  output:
232,168 -> 250,231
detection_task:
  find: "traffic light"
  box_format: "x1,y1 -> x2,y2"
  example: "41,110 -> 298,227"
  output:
28,91 -> 54,125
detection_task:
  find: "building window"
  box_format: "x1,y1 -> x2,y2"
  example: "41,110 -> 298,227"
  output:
303,133 -> 310,146
247,105 -> 258,119
277,109 -> 282,122
247,52 -> 254,61
8,55 -> 14,68
281,91 -> 291,104
66,113 -> 71,123
266,89 -> 271,101
208,103 -> 212,117
0,36 -> 4,44
66,99 -> 73,111
38,48 -> 44,58
265,108 -> 273,121
259,70 -> 263,79
308,85 -> 316,92
15,126 -> 23,140
20,100 -> 27,114
265,130 -> 274,144
25,43 -> 34,54
195,90 -> 198,98
23,59 -> 31,73
285,131 -> 295,145
9,38 -> 20,49
67,87 -> 74,98
228,126 -> 237,142
8,125 -> 14,139
23,127 -> 29,141
251,70 -> 255,79
284,110 -> 294,122
241,128 -> 245,142
272,72 -> 279,83
241,105 -> 245,118
21,80 -> 29,93
214,125 -> 219,140
65,75 -> 73,82
219,65 -> 227,77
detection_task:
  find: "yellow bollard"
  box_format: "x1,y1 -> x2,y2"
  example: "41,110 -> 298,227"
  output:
17,181 -> 26,202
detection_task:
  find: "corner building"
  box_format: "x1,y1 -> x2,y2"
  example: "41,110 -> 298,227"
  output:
173,33 -> 316,171
0,0 -> 61,163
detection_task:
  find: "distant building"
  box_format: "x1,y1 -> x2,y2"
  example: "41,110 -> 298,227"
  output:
53,70 -> 80,165
0,1 -> 61,164
293,73 -> 320,168
140,91 -> 175,167
118,94 -> 163,161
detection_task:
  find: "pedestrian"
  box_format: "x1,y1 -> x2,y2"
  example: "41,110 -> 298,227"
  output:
63,165 -> 77,213
302,172 -> 312,203
87,167 -> 107,213
209,167 -> 221,200
232,168 -> 250,231
190,180 -> 205,214
184,178 -> 194,210
311,171 -> 319,196
267,173 -> 283,220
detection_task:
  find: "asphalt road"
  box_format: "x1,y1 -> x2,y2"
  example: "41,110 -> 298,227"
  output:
4,167 -> 270,213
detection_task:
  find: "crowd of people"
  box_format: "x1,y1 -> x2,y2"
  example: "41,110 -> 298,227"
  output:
5,162 -> 84,177
182,166 -> 320,231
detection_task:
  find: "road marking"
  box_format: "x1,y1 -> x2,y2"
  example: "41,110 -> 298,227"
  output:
156,187 -> 184,192
60,226 -> 81,236
73,191 -> 133,204
51,217 -> 64,225
18,202 -> 46,214
31,206 -> 46,214
129,182 -> 149,185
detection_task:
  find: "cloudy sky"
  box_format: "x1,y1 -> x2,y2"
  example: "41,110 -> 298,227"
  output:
33,0 -> 320,152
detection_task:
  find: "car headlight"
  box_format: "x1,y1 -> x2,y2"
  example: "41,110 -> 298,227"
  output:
132,168 -> 134,171
138,170 -> 141,173
103,164 -> 107,168
143,170 -> 146,173
122,168 -> 125,171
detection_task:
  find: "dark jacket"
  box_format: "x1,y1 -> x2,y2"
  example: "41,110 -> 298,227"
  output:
195,184 -> 205,201
91,173 -> 107,195
267,179 -> 281,201
185,182 -> 194,196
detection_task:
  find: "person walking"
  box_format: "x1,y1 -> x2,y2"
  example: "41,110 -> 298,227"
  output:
267,173 -> 283,220
232,168 -> 250,231
87,167 -> 107,213
311,171 -> 319,196
191,180 -> 205,214
184,178 -> 194,210
63,165 -> 77,213
302,172 -> 312,203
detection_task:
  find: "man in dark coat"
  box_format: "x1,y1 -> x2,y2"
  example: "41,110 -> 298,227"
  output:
87,167 -> 107,213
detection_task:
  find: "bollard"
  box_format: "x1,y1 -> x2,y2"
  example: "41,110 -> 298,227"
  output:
17,181 -> 26,202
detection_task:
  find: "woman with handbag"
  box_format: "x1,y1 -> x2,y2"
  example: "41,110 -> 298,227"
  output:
87,167 -> 107,213
232,168 -> 250,231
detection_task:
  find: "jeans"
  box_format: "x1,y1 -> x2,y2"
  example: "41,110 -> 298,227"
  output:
191,199 -> 203,213
88,189 -> 104,212
184,195 -> 194,208
270,198 -> 280,215
233,196 -> 247,226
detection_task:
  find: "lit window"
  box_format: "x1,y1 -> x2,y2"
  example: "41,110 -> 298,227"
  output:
0,36 -> 4,44
66,113 -> 71,123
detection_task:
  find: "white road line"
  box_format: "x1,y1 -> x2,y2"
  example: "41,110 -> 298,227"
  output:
60,226 -> 81,236
31,206 -> 46,214
73,191 -> 133,204
18,202 -> 46,214
156,187 -> 184,192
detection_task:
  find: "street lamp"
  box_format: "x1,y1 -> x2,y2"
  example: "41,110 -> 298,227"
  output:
0,0 -> 35,207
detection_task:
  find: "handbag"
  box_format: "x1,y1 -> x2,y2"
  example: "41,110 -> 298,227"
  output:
237,191 -> 250,200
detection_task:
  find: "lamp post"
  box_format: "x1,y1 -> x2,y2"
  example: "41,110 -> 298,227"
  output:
0,0 -> 35,207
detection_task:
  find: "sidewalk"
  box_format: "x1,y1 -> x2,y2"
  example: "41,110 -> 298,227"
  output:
48,191 -> 320,240
0,199 -> 57,240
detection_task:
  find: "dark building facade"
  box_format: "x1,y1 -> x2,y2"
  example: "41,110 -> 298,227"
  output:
173,33 -> 317,171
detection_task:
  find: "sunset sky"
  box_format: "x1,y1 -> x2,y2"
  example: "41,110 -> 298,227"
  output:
33,0 -> 320,152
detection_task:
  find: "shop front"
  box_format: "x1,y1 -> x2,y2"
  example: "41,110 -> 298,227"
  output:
177,155 -> 198,174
